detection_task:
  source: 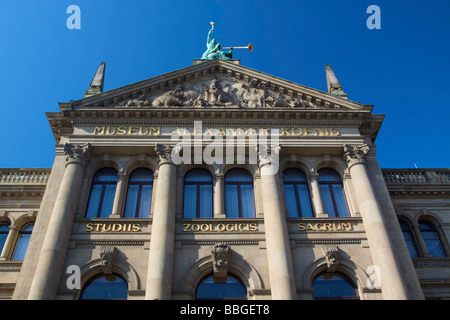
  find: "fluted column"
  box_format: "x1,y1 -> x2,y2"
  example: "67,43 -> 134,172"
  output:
28,143 -> 90,300
257,145 -> 297,300
343,144 -> 408,300
145,144 -> 177,300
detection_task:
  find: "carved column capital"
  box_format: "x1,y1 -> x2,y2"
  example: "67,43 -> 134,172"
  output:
64,143 -> 91,167
256,144 -> 281,169
155,143 -> 180,166
343,144 -> 370,169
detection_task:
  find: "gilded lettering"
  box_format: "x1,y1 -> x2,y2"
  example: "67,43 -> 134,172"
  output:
85,223 -> 94,232
94,127 -> 105,135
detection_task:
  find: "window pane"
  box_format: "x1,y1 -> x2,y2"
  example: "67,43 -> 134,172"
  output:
196,275 -> 246,300
240,185 -> 255,218
318,169 -> 342,182
81,274 -> 128,300
225,185 -> 239,218
99,185 -> 116,218
185,169 -> 213,182
0,223 -> 10,254
225,169 -> 252,182
283,168 -> 308,182
85,185 -> 103,218
123,185 -> 139,218
183,185 -> 197,218
284,184 -> 299,218
419,222 -> 446,257
199,185 -> 213,218
320,185 -> 336,217
93,168 -> 118,182
138,185 -> 153,218
400,222 -> 418,258
313,273 -> 357,299
331,185 -> 349,217
297,184 -> 313,218
12,224 -> 33,261
129,168 -> 153,182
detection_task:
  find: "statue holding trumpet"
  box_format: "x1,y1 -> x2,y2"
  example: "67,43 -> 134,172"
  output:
201,22 -> 253,61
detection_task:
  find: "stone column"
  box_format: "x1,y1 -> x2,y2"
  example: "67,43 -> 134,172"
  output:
309,172 -> 326,218
28,143 -> 90,300
343,144 -> 409,300
145,144 -> 177,300
213,173 -> 225,218
257,145 -> 297,300
110,170 -> 126,218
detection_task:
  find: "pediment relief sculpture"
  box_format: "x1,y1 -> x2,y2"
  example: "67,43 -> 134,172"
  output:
115,74 -> 323,110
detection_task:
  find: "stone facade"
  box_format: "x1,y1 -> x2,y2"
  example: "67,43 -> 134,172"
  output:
0,60 -> 448,300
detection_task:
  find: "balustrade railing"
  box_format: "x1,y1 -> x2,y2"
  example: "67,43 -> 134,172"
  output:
382,169 -> 450,185
0,169 -> 51,184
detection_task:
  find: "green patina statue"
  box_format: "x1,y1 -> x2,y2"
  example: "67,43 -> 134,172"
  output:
201,22 -> 233,61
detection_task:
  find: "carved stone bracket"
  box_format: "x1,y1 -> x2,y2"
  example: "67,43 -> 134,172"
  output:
211,243 -> 231,278
321,245 -> 340,272
64,143 -> 91,167
343,144 -> 370,169
99,246 -> 117,275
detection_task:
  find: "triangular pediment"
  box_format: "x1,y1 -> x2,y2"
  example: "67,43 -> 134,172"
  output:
65,60 -> 371,112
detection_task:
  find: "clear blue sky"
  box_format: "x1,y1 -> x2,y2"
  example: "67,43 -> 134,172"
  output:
0,0 -> 449,169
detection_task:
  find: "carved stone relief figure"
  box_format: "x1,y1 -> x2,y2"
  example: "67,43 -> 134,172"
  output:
211,243 -> 231,278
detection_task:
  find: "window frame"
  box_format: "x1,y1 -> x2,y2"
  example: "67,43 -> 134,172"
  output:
282,168 -> 314,218
224,168 -> 255,219
418,219 -> 447,257
182,168 -> 214,219
11,222 -> 34,261
123,168 -> 154,219
318,168 -> 350,218
312,271 -> 359,300
85,168 -> 118,218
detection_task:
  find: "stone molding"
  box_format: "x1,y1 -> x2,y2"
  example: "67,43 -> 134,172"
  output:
64,143 -> 91,167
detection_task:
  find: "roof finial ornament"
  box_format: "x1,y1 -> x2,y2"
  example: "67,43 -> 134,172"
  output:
325,64 -> 347,99
85,62 -> 106,97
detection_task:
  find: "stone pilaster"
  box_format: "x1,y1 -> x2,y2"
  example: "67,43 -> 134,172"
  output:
145,144 -> 178,300
257,145 -> 297,299
343,144 -> 409,300
28,143 -> 90,300
309,172 -> 326,218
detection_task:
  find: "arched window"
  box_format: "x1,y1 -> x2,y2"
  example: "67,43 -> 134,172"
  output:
318,169 -> 349,217
183,169 -> 213,218
0,222 -> 10,255
419,220 -> 446,257
313,272 -> 358,300
123,168 -> 154,218
12,223 -> 33,261
85,168 -> 118,218
224,169 -> 255,218
195,274 -> 247,300
399,220 -> 418,258
80,274 -> 128,300
283,168 -> 313,218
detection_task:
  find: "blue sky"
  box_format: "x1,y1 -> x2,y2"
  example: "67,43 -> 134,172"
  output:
0,0 -> 449,169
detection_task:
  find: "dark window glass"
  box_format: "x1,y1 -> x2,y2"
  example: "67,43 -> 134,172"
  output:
80,274 -> 128,300
283,168 -> 314,217
419,220 -> 446,257
313,272 -> 358,300
124,168 -> 154,218
225,169 -> 255,218
318,169 -> 349,217
12,223 -> 33,261
195,275 -> 247,300
85,168 -> 118,218
183,169 -> 213,218
400,221 -> 418,258
0,222 -> 10,255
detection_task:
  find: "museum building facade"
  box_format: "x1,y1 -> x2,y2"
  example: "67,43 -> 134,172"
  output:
0,60 -> 448,300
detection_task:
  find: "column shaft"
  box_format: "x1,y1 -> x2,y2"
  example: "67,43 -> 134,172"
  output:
260,166 -> 297,299
309,175 -> 326,217
28,161 -> 85,299
145,162 -> 177,299
349,162 -> 409,299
